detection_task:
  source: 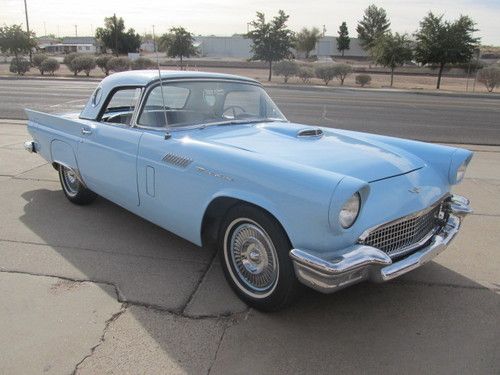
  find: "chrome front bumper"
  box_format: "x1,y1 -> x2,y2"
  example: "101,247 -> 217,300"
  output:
290,195 -> 472,293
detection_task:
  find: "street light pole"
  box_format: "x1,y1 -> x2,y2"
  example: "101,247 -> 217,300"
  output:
23,0 -> 32,62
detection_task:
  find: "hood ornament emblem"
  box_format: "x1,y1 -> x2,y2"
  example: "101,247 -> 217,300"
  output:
408,187 -> 421,194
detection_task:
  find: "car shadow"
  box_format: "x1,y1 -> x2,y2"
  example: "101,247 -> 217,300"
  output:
18,187 -> 500,373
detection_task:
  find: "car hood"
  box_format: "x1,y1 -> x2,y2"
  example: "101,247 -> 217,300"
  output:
195,122 -> 425,182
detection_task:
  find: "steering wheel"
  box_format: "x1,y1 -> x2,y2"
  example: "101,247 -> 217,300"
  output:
223,105 -> 247,119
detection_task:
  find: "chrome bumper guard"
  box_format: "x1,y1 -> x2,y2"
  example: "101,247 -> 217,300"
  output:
290,195 -> 472,293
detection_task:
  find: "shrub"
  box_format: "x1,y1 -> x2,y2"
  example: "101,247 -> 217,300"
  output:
63,53 -> 83,75
71,55 -> 96,77
9,57 -> 30,75
95,54 -> 114,75
32,53 -> 48,74
332,63 -> 353,85
314,64 -> 336,85
107,57 -> 130,73
297,66 -> 315,84
131,57 -> 155,70
355,74 -> 372,87
272,60 -> 299,83
478,66 -> 500,93
40,58 -> 60,75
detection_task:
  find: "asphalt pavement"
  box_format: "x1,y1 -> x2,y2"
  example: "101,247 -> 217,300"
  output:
0,120 -> 499,374
0,77 -> 499,145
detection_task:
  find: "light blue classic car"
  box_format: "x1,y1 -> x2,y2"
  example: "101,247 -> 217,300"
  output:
25,70 -> 472,311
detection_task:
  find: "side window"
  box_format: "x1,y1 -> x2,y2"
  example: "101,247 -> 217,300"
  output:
138,85 -> 190,127
100,88 -> 141,125
224,90 -> 260,117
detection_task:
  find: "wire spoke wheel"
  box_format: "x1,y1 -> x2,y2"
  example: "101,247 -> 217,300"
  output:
61,166 -> 80,197
225,219 -> 279,298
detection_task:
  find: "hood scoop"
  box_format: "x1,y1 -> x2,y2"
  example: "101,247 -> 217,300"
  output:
297,128 -> 324,139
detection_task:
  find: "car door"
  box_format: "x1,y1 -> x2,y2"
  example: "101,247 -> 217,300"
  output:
77,87 -> 143,209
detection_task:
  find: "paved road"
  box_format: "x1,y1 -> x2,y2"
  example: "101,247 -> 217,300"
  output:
0,78 -> 499,144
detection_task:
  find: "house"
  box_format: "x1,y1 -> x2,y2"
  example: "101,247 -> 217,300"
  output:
41,37 -> 101,54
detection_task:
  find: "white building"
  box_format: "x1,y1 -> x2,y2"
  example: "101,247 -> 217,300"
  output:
41,37 -> 100,54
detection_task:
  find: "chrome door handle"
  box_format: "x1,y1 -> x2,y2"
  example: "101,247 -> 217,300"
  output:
81,127 -> 92,135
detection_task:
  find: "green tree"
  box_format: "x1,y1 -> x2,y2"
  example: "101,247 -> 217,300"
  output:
294,27 -> 321,59
0,25 -> 37,74
336,22 -> 350,56
9,57 -> 30,75
332,63 -> 353,85
415,12 -> 480,89
159,27 -> 197,70
95,14 -> 141,56
245,10 -> 294,81
478,66 -> 500,93
356,5 -> 391,51
273,60 -> 299,83
96,54 -> 114,75
372,32 -> 413,86
40,58 -> 60,75
32,53 -> 49,74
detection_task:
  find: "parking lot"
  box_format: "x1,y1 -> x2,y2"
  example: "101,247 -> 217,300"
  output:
0,117 -> 499,374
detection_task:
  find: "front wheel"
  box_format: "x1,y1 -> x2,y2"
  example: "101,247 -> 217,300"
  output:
218,204 -> 301,311
58,165 -> 97,205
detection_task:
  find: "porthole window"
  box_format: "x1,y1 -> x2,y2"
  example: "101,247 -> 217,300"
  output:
91,87 -> 102,107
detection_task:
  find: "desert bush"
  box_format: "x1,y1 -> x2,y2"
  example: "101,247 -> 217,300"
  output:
32,53 -> 48,74
95,54 -> 114,75
107,57 -> 130,73
314,64 -> 336,85
332,63 -> 353,85
478,66 -> 500,92
71,55 -> 96,76
40,58 -> 60,75
272,60 -> 299,83
297,66 -> 315,84
63,53 -> 82,75
131,57 -> 155,70
9,57 -> 30,75
355,74 -> 372,87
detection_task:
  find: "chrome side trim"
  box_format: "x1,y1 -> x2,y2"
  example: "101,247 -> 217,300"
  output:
290,194 -> 471,294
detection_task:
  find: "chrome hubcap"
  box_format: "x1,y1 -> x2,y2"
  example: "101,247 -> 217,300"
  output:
62,167 -> 79,196
228,221 -> 278,294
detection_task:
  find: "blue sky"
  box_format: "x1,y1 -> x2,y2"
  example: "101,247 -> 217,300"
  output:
2,0 -> 499,45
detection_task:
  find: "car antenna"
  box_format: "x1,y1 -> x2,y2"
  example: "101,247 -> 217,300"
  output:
152,25 -> 170,136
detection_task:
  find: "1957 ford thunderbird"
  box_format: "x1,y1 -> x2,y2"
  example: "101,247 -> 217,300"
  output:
24,70 -> 472,311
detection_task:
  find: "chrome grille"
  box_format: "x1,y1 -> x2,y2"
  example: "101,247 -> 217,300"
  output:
360,203 -> 443,258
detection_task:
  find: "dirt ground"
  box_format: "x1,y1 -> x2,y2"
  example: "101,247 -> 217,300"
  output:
0,62 -> 494,94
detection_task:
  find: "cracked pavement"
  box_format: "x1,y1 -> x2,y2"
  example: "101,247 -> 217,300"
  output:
0,119 -> 499,374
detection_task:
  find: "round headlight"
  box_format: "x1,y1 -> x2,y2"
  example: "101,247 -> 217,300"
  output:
456,161 -> 467,183
339,192 -> 361,229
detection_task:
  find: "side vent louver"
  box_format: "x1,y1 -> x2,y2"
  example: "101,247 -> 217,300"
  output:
297,128 -> 324,138
162,153 -> 193,168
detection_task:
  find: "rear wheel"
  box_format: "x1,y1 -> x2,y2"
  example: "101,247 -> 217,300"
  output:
58,165 -> 96,205
218,204 -> 301,311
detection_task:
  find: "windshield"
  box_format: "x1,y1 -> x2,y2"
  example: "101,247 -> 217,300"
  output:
137,80 -> 286,128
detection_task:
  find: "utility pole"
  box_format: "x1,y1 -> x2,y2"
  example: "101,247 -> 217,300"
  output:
74,25 -> 78,37
23,0 -> 32,62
